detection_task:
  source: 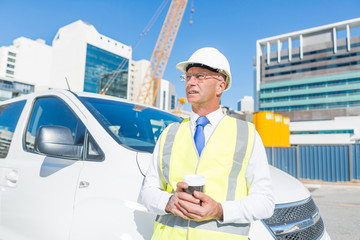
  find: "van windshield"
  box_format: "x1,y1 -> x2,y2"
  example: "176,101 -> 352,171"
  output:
79,97 -> 182,153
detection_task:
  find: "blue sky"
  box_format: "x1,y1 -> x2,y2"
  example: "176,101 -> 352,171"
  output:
1,0 -> 360,111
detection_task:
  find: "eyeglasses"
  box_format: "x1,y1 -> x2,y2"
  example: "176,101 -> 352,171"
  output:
180,72 -> 224,83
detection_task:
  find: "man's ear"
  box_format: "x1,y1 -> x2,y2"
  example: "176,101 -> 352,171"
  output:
216,81 -> 226,95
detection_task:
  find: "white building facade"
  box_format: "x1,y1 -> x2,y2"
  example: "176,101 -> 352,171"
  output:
290,116 -> 360,144
237,96 -> 254,113
0,37 -> 52,92
51,20 -> 132,99
129,59 -> 177,110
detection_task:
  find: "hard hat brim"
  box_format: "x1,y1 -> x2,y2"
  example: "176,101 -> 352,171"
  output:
176,61 -> 232,91
176,61 -> 191,73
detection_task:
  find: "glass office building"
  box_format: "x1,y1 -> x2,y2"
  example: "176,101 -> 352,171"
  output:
84,44 -> 128,98
255,18 -> 360,121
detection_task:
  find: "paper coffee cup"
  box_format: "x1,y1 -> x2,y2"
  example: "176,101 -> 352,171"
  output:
182,174 -> 206,195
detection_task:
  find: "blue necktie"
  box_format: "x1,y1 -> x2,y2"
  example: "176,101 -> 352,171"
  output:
194,116 -> 209,156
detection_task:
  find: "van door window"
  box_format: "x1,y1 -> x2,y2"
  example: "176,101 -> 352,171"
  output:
25,97 -> 85,153
0,100 -> 26,158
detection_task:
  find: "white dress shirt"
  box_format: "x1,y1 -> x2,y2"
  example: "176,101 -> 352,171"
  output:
140,107 -> 275,224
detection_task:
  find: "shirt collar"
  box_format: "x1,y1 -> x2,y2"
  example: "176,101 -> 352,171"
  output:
190,107 -> 224,127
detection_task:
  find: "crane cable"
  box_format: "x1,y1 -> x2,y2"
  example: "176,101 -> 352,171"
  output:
100,0 -> 170,95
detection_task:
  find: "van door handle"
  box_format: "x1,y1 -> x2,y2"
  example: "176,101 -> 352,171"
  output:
6,170 -> 19,184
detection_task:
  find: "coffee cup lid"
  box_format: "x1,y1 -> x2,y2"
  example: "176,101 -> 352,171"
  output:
183,174 -> 206,186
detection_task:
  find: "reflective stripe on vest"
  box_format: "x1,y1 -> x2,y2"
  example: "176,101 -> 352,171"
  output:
153,116 -> 255,240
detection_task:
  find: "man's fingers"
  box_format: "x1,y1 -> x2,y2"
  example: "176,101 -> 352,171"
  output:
171,208 -> 190,220
175,181 -> 189,192
180,193 -> 200,204
177,200 -> 205,221
178,199 -> 201,214
178,193 -> 223,221
175,191 -> 200,204
193,191 -> 209,202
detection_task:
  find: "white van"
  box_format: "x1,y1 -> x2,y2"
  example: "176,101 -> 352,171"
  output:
0,89 -> 330,240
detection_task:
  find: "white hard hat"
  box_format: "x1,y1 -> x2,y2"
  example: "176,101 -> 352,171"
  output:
176,47 -> 232,91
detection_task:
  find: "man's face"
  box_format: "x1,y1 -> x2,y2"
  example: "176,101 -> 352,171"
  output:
185,67 -> 226,108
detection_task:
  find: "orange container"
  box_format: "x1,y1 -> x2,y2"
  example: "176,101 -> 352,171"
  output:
282,117 -> 290,147
274,114 -> 283,147
253,111 -> 274,147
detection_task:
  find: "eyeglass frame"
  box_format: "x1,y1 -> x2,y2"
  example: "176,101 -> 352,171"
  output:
180,72 -> 225,83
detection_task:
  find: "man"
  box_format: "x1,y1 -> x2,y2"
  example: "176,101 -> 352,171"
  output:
140,47 -> 274,239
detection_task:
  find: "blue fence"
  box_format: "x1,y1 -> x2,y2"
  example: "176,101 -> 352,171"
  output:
265,144 -> 360,182
265,147 -> 297,178
353,144 -> 360,180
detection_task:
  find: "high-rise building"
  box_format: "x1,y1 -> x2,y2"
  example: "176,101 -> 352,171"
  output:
237,96 -> 254,113
129,59 -> 177,110
255,18 -> 360,121
128,59 -> 148,102
51,20 -> 132,99
160,79 -> 177,111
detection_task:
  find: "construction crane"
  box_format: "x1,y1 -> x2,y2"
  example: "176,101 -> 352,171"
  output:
136,0 -> 188,107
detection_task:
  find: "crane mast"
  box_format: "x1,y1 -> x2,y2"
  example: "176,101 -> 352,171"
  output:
136,0 -> 187,106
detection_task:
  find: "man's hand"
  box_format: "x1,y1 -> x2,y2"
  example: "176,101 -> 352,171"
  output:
165,182 -> 223,222
165,182 -> 200,219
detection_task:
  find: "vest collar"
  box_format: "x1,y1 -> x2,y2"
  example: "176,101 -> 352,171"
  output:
190,107 -> 224,129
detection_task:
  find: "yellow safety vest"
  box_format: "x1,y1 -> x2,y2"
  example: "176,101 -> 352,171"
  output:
152,116 -> 255,240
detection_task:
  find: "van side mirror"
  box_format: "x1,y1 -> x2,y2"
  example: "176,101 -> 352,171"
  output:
35,126 -> 83,159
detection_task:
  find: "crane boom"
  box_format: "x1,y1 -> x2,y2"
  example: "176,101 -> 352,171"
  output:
136,0 -> 187,106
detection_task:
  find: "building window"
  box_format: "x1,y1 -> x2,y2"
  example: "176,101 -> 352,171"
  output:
163,91 -> 166,110
291,95 -> 307,101
328,102 -> 347,109
328,91 -> 346,97
291,129 -> 354,135
328,80 -> 345,87
274,106 -> 289,112
349,78 -> 360,84
84,44 -> 129,98
6,70 -> 14,75
7,64 -> 15,69
349,90 -> 360,95
290,105 -> 307,111
7,58 -> 15,63
349,101 -> 360,107
265,60 -> 360,78
273,87 -> 288,92
273,97 -> 288,102
309,104 -> 326,109
260,98 -> 272,103
290,85 -> 306,91
308,83 -> 326,88
8,52 -> 16,57
309,93 -> 325,99
171,95 -> 175,110
264,89 -> 272,93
